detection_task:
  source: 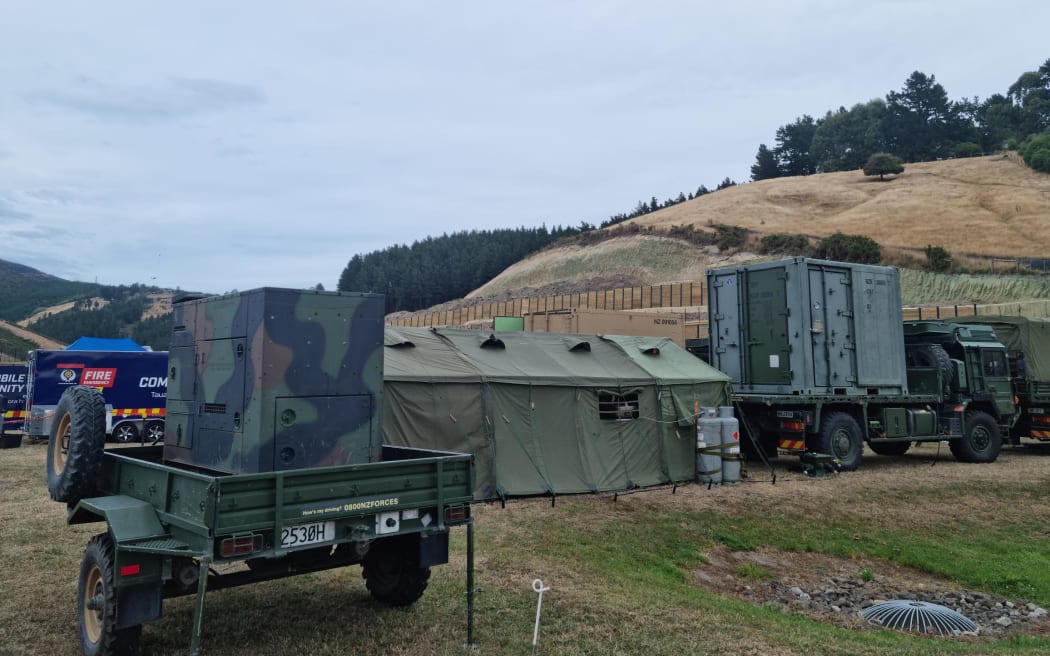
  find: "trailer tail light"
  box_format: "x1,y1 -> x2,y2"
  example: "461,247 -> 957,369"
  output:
119,564 -> 141,577
444,505 -> 469,524
780,420 -> 806,432
219,534 -> 264,558
1033,415 -> 1050,427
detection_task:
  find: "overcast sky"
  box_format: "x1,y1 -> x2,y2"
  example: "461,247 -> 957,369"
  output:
1,2 -> 1047,293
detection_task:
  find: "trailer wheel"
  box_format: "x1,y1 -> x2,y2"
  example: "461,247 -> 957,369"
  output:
47,386 -> 107,503
112,422 -> 139,444
144,421 -> 165,444
78,533 -> 142,656
950,411 -> 1001,463
814,412 -> 863,471
362,537 -> 431,606
869,441 -> 911,456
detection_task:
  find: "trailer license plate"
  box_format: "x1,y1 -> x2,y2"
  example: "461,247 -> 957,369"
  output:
281,521 -> 335,548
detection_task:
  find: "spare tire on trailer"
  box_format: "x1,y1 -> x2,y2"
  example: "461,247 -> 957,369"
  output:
47,386 -> 107,504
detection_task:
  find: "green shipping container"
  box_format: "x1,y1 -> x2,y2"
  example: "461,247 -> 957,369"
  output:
707,257 -> 908,396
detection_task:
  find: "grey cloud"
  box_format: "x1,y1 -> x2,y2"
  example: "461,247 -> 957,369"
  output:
0,198 -> 31,220
8,225 -> 72,240
29,76 -> 265,122
23,188 -> 77,205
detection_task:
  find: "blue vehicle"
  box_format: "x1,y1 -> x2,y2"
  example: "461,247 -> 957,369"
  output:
25,350 -> 169,442
0,363 -> 28,430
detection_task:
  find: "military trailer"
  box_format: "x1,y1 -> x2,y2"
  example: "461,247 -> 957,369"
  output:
707,257 -> 1016,470
948,315 -> 1050,443
45,288 -> 475,656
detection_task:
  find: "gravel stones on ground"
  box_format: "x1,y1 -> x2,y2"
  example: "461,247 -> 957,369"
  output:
694,546 -> 1049,641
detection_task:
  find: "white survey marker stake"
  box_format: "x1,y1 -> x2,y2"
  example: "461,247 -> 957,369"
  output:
531,578 -> 551,654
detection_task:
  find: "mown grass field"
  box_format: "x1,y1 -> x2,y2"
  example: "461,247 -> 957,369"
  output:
1,439 -> 1049,655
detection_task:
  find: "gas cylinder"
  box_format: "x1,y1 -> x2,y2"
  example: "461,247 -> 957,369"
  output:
718,406 -> 741,483
696,407 -> 722,485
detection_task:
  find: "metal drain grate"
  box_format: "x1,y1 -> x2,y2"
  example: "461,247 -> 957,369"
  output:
861,600 -> 978,635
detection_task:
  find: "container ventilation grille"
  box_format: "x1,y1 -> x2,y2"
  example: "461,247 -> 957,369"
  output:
861,600 -> 977,635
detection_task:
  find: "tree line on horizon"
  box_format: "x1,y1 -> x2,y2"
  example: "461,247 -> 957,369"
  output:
337,226 -> 584,313
750,59 -> 1050,180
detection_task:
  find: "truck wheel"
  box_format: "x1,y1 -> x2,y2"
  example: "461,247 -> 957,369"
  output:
814,412 -> 863,471
47,386 -> 107,503
362,537 -> 431,606
78,533 -> 142,656
950,411 -> 1002,463
869,441 -> 911,456
112,422 -> 139,444
144,421 -> 164,444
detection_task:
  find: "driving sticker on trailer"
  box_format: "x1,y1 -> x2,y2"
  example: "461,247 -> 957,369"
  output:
299,496 -> 400,519
769,355 -> 780,368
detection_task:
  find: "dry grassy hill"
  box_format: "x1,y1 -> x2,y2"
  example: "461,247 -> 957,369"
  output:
470,155 -> 1050,305
632,154 -> 1050,257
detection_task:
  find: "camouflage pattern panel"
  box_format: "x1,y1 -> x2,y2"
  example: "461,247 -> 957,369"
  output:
163,288 -> 385,474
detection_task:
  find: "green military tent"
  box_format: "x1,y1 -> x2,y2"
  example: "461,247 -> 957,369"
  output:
382,327 -> 731,500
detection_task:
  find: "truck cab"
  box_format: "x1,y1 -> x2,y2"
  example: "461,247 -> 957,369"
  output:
903,321 -> 1016,431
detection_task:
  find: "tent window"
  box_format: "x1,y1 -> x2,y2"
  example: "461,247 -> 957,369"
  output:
598,392 -> 639,421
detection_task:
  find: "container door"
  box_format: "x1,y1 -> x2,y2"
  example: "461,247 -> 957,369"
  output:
745,268 -> 790,385
708,271 -> 743,383
853,269 -> 906,387
809,265 -> 857,388
196,338 -> 248,433
164,344 -> 197,450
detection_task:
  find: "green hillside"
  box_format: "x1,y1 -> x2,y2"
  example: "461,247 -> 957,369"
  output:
0,258 -> 101,321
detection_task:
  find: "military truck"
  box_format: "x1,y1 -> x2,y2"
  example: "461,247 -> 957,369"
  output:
948,315 -> 1050,444
707,257 -> 1016,470
45,288 -> 475,656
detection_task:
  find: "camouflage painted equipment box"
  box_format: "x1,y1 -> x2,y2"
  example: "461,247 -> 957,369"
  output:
164,288 -> 385,474
44,286 -> 477,655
